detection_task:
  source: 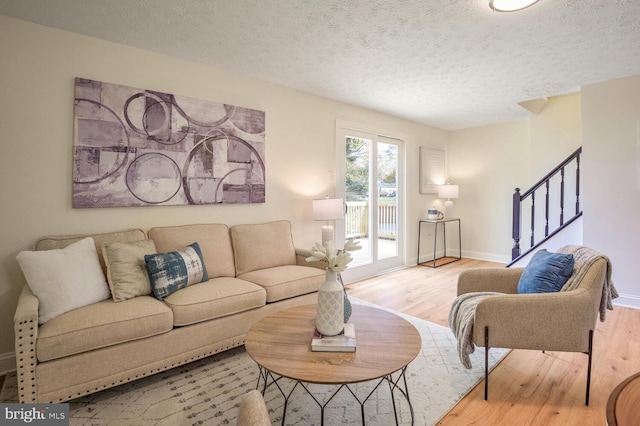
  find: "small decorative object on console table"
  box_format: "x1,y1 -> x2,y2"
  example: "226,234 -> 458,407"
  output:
306,238 -> 360,335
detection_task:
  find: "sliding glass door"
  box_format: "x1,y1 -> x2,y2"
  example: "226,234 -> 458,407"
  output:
336,124 -> 404,282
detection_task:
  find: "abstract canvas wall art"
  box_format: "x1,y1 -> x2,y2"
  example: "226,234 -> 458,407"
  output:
73,78 -> 265,207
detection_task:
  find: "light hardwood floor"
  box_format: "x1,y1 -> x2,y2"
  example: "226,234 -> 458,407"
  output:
1,259 -> 636,425
345,258 -> 640,426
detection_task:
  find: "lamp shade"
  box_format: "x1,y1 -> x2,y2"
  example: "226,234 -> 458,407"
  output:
438,184 -> 459,199
312,198 -> 344,221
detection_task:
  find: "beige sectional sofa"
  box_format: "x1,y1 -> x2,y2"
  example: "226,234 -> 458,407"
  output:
13,220 -> 325,403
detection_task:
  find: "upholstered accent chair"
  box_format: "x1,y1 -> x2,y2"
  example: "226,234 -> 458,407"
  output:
456,253 -> 609,406
236,389 -> 270,426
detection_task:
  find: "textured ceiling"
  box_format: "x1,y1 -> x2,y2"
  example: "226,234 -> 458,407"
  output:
1,0 -> 640,130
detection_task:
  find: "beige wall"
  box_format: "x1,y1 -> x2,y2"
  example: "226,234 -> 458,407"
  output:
529,95 -> 583,248
448,94 -> 583,263
582,74 -> 640,309
530,94 -> 582,178
0,16 -> 448,368
448,120 -> 531,262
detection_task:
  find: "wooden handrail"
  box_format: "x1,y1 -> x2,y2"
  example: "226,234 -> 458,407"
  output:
511,147 -> 583,262
520,147 -> 582,199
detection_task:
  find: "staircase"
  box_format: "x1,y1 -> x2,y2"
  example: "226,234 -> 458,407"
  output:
509,147 -> 583,267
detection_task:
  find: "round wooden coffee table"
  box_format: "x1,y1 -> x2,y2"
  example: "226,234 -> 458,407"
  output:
607,372 -> 640,425
244,303 -> 421,425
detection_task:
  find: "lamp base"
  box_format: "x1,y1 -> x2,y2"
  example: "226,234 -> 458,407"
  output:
321,225 -> 335,245
444,200 -> 454,218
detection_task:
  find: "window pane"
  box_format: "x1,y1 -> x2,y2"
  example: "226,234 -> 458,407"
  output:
345,136 -> 371,266
378,143 -> 398,260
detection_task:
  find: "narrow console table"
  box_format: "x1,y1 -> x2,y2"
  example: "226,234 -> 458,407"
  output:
417,218 -> 461,268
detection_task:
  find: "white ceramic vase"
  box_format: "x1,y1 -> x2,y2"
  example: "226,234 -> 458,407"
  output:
316,270 -> 344,336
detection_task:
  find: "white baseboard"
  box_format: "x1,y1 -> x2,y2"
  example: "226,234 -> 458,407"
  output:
612,293 -> 640,310
0,351 -> 15,376
412,250 -> 509,266
462,250 -> 510,264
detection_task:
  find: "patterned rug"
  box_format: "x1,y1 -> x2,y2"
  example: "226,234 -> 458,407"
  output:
0,300 -> 508,425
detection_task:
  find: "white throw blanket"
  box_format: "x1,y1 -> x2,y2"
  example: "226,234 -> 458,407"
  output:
448,291 -> 502,369
556,245 -> 618,321
449,245 -> 619,369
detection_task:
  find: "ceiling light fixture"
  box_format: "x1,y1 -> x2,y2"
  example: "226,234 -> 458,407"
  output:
489,0 -> 541,12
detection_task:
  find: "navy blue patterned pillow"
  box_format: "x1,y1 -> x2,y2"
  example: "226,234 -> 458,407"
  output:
145,242 -> 209,300
517,249 -> 574,294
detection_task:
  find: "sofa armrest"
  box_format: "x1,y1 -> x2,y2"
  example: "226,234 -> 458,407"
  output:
295,247 -> 328,270
14,284 -> 39,403
457,267 -> 524,296
473,289 -> 595,352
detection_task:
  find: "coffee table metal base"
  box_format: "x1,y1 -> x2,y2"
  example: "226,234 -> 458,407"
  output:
256,365 -> 414,426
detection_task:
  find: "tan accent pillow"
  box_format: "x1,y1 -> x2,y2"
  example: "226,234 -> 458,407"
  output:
148,224 -> 235,279
102,240 -> 157,302
230,220 -> 297,275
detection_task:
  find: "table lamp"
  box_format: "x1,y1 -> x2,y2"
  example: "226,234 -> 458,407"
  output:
312,197 -> 344,245
438,184 -> 459,218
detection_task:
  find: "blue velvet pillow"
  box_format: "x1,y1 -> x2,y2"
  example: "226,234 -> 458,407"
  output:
145,242 -> 209,300
517,249 -> 575,294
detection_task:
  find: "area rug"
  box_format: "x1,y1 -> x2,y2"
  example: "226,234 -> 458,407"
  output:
0,299 -> 508,425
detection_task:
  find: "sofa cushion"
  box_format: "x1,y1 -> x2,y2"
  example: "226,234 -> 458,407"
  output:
145,242 -> 209,300
148,224 -> 235,278
37,296 -> 173,362
163,277 -> 266,326
517,249 -> 575,294
230,221 -> 297,276
16,237 -> 111,324
36,228 -> 147,276
238,265 -> 325,303
102,239 -> 157,301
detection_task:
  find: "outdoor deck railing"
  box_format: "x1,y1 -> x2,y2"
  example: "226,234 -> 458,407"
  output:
345,201 -> 396,240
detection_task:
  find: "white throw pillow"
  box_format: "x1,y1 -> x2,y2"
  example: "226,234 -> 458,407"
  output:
16,237 -> 111,324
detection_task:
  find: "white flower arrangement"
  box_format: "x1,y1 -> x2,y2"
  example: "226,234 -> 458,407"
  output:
306,238 -> 362,272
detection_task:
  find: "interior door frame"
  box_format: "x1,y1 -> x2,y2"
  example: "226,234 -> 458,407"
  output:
335,120 -> 407,283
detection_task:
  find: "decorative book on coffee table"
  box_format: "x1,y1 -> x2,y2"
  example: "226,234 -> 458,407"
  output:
311,323 -> 356,352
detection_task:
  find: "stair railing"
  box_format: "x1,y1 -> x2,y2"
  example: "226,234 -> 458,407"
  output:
511,147 -> 583,263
